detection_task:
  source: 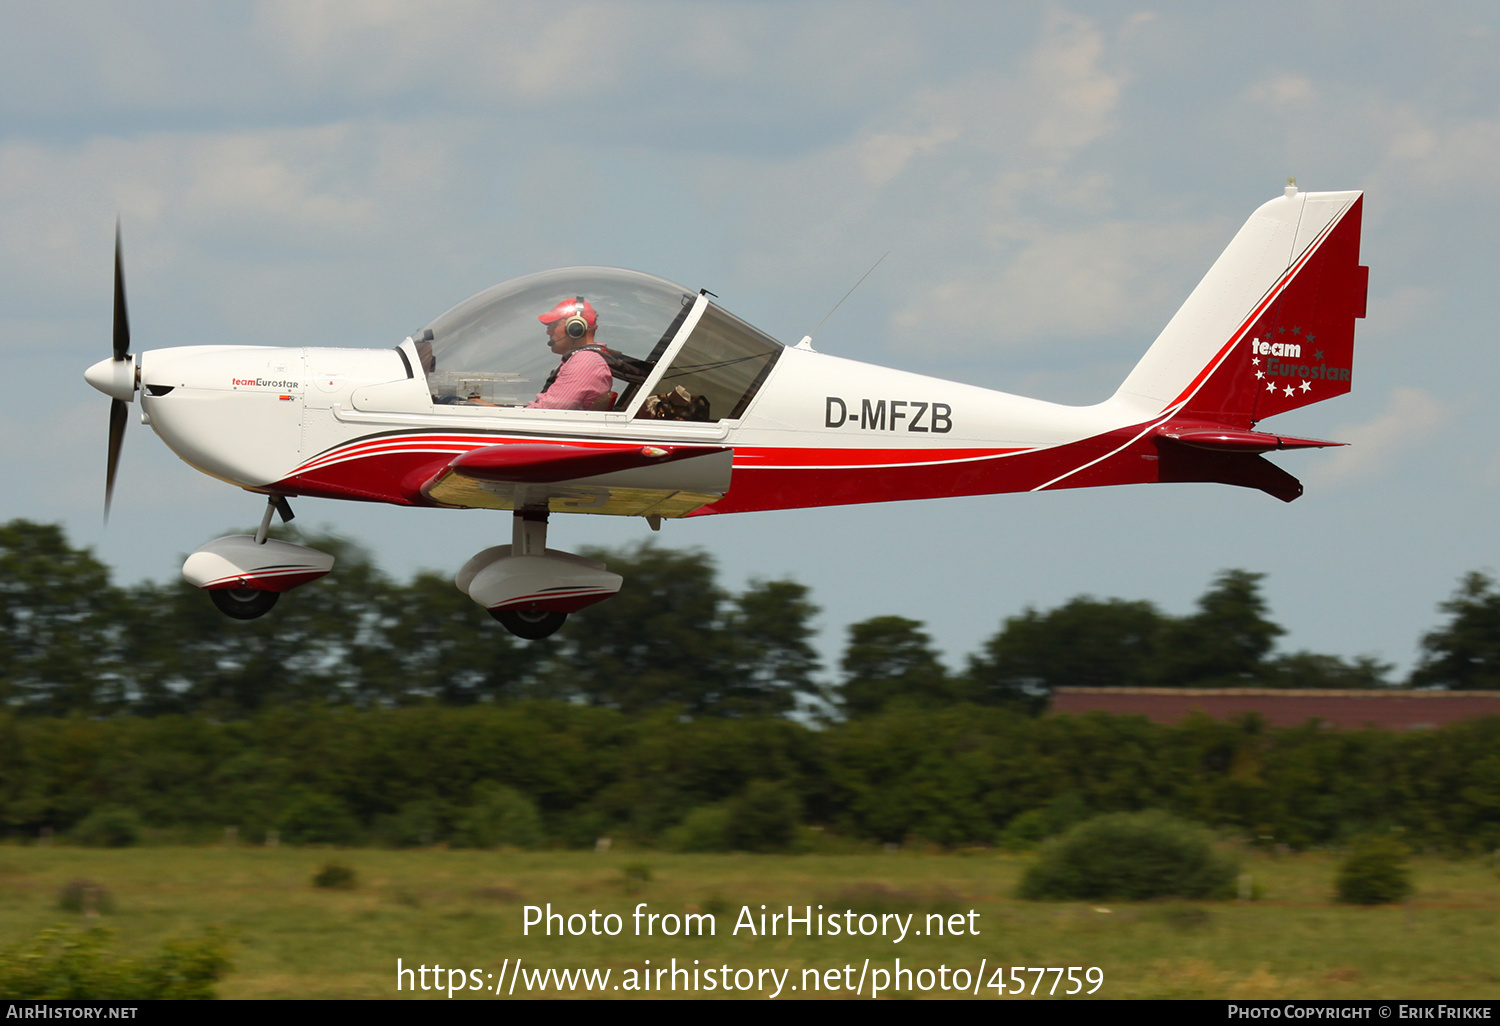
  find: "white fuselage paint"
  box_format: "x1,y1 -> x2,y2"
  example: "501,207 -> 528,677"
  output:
138,338 -> 1143,494
135,189 -> 1359,506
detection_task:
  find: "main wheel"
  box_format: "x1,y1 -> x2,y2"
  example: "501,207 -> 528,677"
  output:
209,587 -> 280,620
489,607 -> 567,639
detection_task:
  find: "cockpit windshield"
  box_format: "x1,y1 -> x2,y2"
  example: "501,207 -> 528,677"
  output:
418,267 -> 695,408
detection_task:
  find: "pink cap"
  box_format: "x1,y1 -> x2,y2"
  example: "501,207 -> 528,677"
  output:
538,297 -> 597,328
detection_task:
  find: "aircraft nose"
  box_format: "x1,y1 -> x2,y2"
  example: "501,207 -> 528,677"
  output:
85,356 -> 137,402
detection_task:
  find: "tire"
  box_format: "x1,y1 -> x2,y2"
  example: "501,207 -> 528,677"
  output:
209,587 -> 280,620
489,607 -> 568,639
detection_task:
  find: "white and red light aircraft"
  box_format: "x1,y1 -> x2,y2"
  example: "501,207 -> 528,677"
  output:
85,183 -> 1367,638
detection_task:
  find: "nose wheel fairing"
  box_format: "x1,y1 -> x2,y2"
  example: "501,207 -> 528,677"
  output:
181,534 -> 336,594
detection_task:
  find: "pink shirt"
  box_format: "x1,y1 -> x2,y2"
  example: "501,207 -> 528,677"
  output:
528,350 -> 613,410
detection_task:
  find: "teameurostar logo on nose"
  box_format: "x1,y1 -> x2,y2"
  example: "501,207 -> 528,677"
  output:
231,377 -> 299,389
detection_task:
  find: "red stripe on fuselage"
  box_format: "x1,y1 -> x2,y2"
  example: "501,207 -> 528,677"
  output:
274,424 -> 1167,513
731,446 -> 1025,469
292,433 -> 626,475
696,427 -> 1160,515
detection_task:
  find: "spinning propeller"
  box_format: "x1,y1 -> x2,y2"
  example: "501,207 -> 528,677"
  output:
83,222 -> 138,520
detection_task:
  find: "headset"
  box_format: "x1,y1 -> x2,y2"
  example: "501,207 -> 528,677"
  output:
564,297 -> 590,339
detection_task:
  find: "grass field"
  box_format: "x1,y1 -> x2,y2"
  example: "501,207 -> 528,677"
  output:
1,844 -> 1497,999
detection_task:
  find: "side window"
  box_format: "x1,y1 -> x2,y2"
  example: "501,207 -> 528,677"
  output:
640,305 -> 782,422
614,294 -> 695,411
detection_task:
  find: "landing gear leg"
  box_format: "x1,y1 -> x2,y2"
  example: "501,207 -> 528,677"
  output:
512,507 -> 546,555
254,495 -> 295,544
490,509 -> 569,640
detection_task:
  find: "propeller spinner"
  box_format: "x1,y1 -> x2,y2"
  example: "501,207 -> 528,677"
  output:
82,221 -> 138,519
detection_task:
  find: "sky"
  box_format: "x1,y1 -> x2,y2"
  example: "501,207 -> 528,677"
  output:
3,2 -> 1498,680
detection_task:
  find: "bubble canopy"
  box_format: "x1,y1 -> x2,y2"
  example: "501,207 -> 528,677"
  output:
418,267 -> 697,407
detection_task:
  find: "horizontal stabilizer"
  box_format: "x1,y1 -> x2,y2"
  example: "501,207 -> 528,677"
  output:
1156,425 -> 1343,454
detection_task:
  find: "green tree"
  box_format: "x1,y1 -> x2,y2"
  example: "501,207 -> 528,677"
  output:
965,596 -> 1165,710
1152,570 -> 1283,687
118,529 -> 394,715
1410,572 -> 1500,690
554,543 -> 733,713
1263,652 -> 1392,689
373,569 -> 547,705
838,616 -> 950,717
555,544 -> 825,717
719,579 -> 824,717
0,521 -> 122,714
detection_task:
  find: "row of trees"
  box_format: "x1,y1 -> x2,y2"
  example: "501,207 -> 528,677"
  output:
3,703 -> 1498,852
2,519 -> 1496,719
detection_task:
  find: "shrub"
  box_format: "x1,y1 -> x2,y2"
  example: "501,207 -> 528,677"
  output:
451,783 -> 544,850
1335,837 -> 1413,905
71,807 -> 142,848
664,805 -> 732,852
374,800 -> 447,848
725,780 -> 802,853
663,783 -> 803,853
0,926 -> 230,999
1017,811 -> 1239,902
999,793 -> 1092,851
277,791 -> 361,846
312,862 -> 357,890
57,879 -> 115,915
620,863 -> 652,895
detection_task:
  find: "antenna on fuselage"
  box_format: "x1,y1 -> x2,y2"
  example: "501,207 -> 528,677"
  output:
798,251 -> 889,352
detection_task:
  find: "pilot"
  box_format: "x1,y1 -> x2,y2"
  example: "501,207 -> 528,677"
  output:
527,297 -> 613,410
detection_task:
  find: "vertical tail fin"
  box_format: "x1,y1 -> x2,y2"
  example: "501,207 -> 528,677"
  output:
1114,187 -> 1368,429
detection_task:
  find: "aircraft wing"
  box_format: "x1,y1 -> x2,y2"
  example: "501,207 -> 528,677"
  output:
416,442 -> 733,517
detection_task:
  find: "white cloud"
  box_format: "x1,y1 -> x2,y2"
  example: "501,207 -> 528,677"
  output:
891,217 -> 1226,350
0,117 -> 561,367
1376,114 -> 1500,197
1025,8 -> 1125,158
856,125 -> 961,188
1239,65 -> 1500,205
250,0 -> 936,115
670,9 -> 1145,354
1247,73 -> 1315,107
1309,387 -> 1450,483
0,120 -> 474,308
1361,286 -> 1438,340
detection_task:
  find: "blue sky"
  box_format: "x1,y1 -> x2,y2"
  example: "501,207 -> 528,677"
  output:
4,2 -> 1498,678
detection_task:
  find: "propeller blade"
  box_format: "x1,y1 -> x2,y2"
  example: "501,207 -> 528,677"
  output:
105,398 -> 127,521
113,220 -> 130,362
